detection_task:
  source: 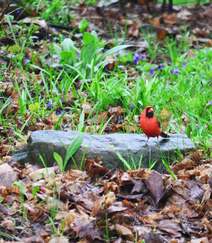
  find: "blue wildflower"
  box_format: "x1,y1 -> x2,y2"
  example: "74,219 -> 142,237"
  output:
133,53 -> 147,64
171,68 -> 179,75
182,63 -> 186,68
46,100 -> 53,110
158,64 -> 164,71
149,67 -> 155,75
140,53 -> 147,60
55,108 -> 63,116
133,53 -> 140,65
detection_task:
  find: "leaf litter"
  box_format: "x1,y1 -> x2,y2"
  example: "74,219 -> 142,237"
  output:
0,1 -> 211,242
0,2 -> 211,153
0,151 -> 211,242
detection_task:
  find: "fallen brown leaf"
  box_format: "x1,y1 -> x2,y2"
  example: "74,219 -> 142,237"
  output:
162,13 -> 177,25
85,158 -> 109,178
128,21 -> 140,38
158,219 -> 181,238
156,27 -> 168,41
115,224 -> 134,239
144,171 -> 165,204
72,216 -> 102,240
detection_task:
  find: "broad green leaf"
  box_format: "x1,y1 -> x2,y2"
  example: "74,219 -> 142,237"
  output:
60,50 -> 77,65
62,38 -> 75,51
53,152 -> 64,171
81,32 -> 103,66
64,135 -> 83,170
79,19 -> 89,33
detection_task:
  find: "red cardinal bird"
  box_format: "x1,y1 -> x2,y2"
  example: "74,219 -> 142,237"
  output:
140,106 -> 169,142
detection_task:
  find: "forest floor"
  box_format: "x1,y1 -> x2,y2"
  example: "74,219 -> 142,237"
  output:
0,1 -> 211,242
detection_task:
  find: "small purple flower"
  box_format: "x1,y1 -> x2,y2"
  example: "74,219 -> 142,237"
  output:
157,64 -> 164,71
46,100 -> 53,110
182,63 -> 187,68
55,108 -> 63,116
149,67 -> 155,76
171,68 -> 179,75
133,53 -> 140,65
133,53 -> 147,64
140,53 -> 147,60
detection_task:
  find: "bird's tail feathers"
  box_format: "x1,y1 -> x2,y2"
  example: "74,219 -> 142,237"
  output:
160,131 -> 169,138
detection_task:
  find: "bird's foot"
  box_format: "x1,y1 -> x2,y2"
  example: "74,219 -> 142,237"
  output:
144,143 -> 149,147
144,137 -> 149,147
156,138 -> 160,148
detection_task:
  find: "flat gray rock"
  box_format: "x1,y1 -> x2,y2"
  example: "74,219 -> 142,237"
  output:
14,130 -> 195,171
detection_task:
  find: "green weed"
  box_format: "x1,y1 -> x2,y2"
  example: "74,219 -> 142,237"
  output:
162,159 -> 177,180
53,135 -> 83,172
13,180 -> 28,219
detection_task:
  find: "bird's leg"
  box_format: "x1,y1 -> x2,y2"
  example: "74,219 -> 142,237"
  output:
145,136 -> 149,146
156,136 -> 160,147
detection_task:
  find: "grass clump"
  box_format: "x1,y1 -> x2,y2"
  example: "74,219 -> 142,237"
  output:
0,21 -> 211,155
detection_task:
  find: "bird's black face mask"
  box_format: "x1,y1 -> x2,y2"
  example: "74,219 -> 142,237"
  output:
146,107 -> 154,118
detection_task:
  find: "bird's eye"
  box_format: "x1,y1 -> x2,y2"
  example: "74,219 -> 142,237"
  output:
147,110 -> 154,118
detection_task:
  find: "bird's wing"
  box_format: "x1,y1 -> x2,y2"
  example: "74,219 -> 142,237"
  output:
157,120 -> 161,128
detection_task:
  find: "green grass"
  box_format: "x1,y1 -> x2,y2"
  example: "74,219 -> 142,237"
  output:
172,0 -> 209,4
0,30 -> 211,153
0,0 -> 211,163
